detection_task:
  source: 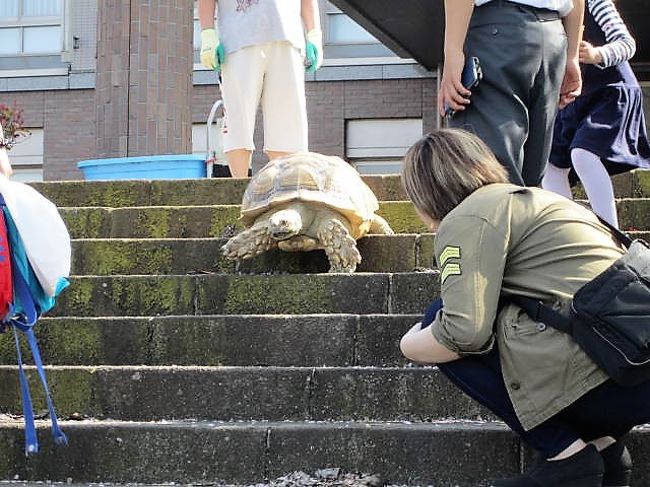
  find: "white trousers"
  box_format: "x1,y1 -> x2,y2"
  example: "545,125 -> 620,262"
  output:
220,41 -> 308,154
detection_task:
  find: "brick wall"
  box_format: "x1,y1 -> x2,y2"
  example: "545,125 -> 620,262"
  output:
5,80 -> 649,181
2,90 -> 95,180
95,0 -> 193,158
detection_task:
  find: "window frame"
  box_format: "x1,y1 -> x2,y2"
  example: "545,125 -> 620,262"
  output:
345,118 -> 423,175
0,0 -> 72,68
6,126 -> 44,183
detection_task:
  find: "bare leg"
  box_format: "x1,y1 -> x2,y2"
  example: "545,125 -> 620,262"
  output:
548,439 -> 588,461
266,150 -> 292,161
589,436 -> 616,452
226,149 -> 252,178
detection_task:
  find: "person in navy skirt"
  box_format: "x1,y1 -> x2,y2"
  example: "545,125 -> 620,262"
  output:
542,0 -> 650,228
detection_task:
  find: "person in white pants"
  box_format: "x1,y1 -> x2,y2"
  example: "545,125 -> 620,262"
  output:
198,0 -> 322,178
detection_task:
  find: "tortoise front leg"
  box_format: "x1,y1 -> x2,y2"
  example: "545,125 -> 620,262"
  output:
221,221 -> 277,261
317,218 -> 361,273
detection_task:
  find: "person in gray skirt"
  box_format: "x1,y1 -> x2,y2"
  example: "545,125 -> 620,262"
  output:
438,0 -> 585,187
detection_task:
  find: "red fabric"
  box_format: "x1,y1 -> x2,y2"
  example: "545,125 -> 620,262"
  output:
0,211 -> 13,319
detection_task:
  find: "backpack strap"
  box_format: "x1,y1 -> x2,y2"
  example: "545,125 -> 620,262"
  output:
12,327 -> 38,454
596,215 -> 633,248
10,251 -> 67,454
509,295 -> 573,334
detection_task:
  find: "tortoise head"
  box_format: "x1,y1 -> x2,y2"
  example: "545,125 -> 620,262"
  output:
268,208 -> 303,241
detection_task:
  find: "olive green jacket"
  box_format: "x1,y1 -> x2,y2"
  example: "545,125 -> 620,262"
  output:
431,183 -> 625,430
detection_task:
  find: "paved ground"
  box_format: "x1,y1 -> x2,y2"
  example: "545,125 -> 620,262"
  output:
0,470 -> 403,487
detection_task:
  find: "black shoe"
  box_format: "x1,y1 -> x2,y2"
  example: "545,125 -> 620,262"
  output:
601,441 -> 632,487
490,444 -> 604,487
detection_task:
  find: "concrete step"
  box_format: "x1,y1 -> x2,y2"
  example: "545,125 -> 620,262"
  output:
30,175 -> 406,208
54,273 -> 439,317
60,199 -> 650,239
70,231 -> 650,276
71,235 -> 437,275
0,366 -> 489,422
0,315 -> 419,367
58,202 -> 427,239
0,419 -> 648,486
0,419 -> 519,485
31,170 -> 650,207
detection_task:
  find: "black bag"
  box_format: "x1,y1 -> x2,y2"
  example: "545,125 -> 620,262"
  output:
512,219 -> 650,387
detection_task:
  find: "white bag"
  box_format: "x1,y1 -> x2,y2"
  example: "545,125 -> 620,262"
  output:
0,176 -> 71,297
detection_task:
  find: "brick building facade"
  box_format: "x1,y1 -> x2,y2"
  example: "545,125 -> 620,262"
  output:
0,1 -> 647,181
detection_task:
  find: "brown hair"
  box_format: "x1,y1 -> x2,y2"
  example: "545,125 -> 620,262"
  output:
401,128 -> 508,221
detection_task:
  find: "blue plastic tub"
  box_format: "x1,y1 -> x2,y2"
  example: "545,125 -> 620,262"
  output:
77,154 -> 207,180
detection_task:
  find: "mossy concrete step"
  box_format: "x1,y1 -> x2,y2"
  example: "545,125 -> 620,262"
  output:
54,273 -> 439,317
0,419 -> 519,485
60,199 -> 650,239
71,230 -> 650,276
71,234 -> 437,275
1,315 -> 419,367
31,175 -> 406,208
1,420 -> 649,486
31,170 -> 650,207
59,202 -> 428,239
0,366 -> 490,422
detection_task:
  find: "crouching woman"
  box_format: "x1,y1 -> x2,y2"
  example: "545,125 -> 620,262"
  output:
399,128 -> 650,487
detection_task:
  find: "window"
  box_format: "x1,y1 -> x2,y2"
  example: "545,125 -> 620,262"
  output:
327,13 -> 378,45
0,0 -> 64,56
346,119 -> 423,175
8,127 -> 43,182
323,3 -> 395,60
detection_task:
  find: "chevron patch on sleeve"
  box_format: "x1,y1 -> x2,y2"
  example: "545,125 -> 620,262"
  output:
439,245 -> 462,284
441,262 -> 461,284
439,245 -> 461,267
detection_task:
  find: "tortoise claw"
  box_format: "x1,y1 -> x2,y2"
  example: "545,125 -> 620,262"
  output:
222,224 -> 276,261
318,218 -> 361,273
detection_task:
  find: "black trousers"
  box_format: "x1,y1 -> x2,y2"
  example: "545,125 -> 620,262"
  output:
422,299 -> 650,458
438,345 -> 650,458
448,0 -> 566,186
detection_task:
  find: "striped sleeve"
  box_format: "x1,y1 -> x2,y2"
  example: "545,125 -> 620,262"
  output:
588,0 -> 636,67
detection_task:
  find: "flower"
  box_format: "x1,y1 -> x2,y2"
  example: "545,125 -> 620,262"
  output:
0,102 -> 31,151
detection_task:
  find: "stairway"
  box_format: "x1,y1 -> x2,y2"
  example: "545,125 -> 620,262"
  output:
0,171 -> 648,486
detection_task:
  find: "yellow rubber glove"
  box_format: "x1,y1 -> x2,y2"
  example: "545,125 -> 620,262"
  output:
200,28 -> 226,71
305,29 -> 323,73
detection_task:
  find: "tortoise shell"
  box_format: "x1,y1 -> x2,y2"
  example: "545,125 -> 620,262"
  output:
240,152 -> 379,232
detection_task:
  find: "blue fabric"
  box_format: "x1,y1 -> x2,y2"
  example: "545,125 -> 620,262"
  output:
549,6 -> 650,173
9,259 -> 68,454
13,327 -> 38,453
0,198 -> 67,455
421,298 -> 443,329
2,208 -> 57,315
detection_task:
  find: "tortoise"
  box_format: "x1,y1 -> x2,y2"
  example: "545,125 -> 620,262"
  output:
221,152 -> 394,272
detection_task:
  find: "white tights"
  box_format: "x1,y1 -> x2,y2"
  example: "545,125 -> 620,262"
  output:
542,148 -> 619,228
